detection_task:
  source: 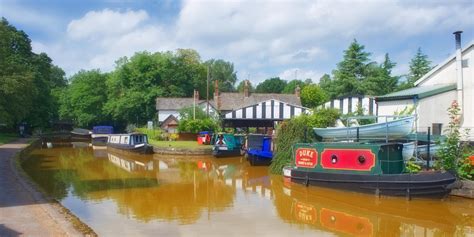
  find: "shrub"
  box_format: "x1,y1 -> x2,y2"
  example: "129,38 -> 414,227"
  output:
436,101 -> 473,180
135,127 -> 163,141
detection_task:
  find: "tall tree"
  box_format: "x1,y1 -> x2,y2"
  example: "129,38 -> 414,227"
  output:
300,84 -> 328,108
59,70 -> 108,127
399,48 -> 432,90
319,74 -> 338,99
0,18 -> 66,128
362,53 -> 399,95
205,59 -> 237,93
255,77 -> 287,93
331,39 -> 373,97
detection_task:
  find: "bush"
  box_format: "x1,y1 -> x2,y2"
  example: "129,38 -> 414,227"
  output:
135,127 -> 163,141
436,101 -> 473,180
178,118 -> 219,133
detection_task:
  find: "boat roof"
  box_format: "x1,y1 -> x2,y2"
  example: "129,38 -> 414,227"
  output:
375,84 -> 456,102
109,133 -> 147,136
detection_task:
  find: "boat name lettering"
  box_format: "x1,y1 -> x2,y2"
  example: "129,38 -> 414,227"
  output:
295,148 -> 318,168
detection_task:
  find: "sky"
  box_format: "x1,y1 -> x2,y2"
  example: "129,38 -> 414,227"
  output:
1,0 -> 473,84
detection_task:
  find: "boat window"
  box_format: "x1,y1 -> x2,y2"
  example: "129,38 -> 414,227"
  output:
358,155 -> 366,164
331,155 -> 338,164
124,137 -> 128,144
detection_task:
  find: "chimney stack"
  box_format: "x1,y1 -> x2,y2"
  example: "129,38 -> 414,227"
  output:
244,80 -> 250,98
453,31 -> 463,116
295,85 -> 301,97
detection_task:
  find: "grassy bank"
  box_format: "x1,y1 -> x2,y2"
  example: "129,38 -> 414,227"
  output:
149,140 -> 211,150
0,133 -> 18,145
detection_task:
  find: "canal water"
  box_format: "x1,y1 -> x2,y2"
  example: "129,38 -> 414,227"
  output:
22,143 -> 474,236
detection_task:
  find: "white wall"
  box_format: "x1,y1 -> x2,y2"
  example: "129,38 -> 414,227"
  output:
377,99 -> 414,120
417,90 -> 457,134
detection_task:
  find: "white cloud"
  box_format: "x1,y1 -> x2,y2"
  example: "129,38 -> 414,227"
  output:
67,9 -> 149,40
22,0 -> 474,79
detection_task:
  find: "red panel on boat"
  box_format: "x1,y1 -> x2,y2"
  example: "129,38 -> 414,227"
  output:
295,148 -> 318,168
321,149 -> 375,171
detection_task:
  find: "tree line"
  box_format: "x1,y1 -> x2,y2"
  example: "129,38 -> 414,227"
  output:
1,18 -> 432,131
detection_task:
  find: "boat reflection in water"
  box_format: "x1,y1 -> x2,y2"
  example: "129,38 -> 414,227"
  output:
21,146 -> 474,236
273,177 -> 474,236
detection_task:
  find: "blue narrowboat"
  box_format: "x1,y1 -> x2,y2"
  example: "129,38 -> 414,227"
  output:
247,136 -> 273,166
91,125 -> 113,145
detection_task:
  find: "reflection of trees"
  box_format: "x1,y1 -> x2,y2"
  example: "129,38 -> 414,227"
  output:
271,176 -> 473,236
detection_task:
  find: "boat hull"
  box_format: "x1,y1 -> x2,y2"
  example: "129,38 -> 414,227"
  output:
107,143 -> 154,154
314,116 -> 414,140
247,153 -> 272,166
285,168 -> 456,198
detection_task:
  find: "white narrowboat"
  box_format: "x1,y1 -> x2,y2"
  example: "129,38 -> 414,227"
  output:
107,133 -> 153,154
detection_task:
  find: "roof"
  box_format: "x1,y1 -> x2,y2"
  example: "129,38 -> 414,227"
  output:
218,92 -> 301,111
375,84 -> 456,102
415,40 -> 474,86
156,97 -> 215,110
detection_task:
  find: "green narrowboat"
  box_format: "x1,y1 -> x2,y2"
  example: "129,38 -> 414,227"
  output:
283,142 -> 456,198
211,133 -> 244,158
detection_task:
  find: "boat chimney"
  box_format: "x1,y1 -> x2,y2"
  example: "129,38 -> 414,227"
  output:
453,30 -> 464,116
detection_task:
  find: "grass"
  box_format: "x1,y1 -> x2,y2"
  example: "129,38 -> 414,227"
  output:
149,140 -> 211,150
0,133 -> 18,145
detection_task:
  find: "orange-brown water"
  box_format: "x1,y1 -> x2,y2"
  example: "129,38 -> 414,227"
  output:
22,145 -> 474,236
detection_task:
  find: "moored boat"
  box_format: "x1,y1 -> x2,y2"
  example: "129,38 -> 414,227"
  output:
91,125 -> 113,145
283,142 -> 456,198
212,133 -> 243,157
70,128 -> 91,141
107,133 -> 153,154
247,136 -> 273,166
313,116 -> 414,140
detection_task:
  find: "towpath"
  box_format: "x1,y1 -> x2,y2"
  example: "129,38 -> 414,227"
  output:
0,139 -> 82,236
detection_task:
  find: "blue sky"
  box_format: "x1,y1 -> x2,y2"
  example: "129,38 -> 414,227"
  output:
1,0 -> 473,84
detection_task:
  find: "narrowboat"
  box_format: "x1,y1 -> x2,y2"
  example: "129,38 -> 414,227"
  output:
107,133 -> 154,154
247,136 -> 273,166
283,142 -> 457,198
212,133 -> 244,157
70,128 -> 91,141
91,125 -> 113,145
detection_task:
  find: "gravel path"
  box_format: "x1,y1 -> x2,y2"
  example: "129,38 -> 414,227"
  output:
0,139 -> 83,237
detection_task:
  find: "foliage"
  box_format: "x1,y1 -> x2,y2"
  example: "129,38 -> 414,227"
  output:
0,18 -> 66,128
255,77 -> 287,93
135,126 -> 163,141
282,79 -> 308,94
321,40 -> 400,99
270,109 -> 340,174
405,158 -> 422,173
394,105 -> 415,117
307,108 -> 341,128
343,103 -> 375,125
125,124 -> 137,133
270,116 -> 314,174
177,106 -> 219,133
398,48 -> 432,90
58,70 -> 109,127
436,101 -> 473,180
300,84 -> 328,108
205,59 -> 237,93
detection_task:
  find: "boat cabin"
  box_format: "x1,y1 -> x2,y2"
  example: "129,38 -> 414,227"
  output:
108,133 -> 149,146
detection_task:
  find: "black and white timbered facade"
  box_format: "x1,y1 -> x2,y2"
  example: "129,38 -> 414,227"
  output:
222,99 -> 309,128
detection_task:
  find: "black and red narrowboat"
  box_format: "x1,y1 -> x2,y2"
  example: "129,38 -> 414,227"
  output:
283,142 -> 457,198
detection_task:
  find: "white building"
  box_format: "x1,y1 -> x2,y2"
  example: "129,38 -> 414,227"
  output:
376,32 -> 473,140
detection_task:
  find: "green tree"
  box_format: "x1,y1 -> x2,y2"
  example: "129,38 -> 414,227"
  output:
362,54 -> 399,95
59,70 -> 109,127
282,79 -> 307,94
255,77 -> 287,93
300,84 -> 328,108
177,106 -> 219,133
331,39 -> 373,97
399,48 -> 432,90
205,59 -> 237,93
319,74 -> 338,99
0,18 -> 66,128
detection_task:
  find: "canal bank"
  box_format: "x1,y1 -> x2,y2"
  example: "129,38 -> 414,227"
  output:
0,139 -> 96,236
